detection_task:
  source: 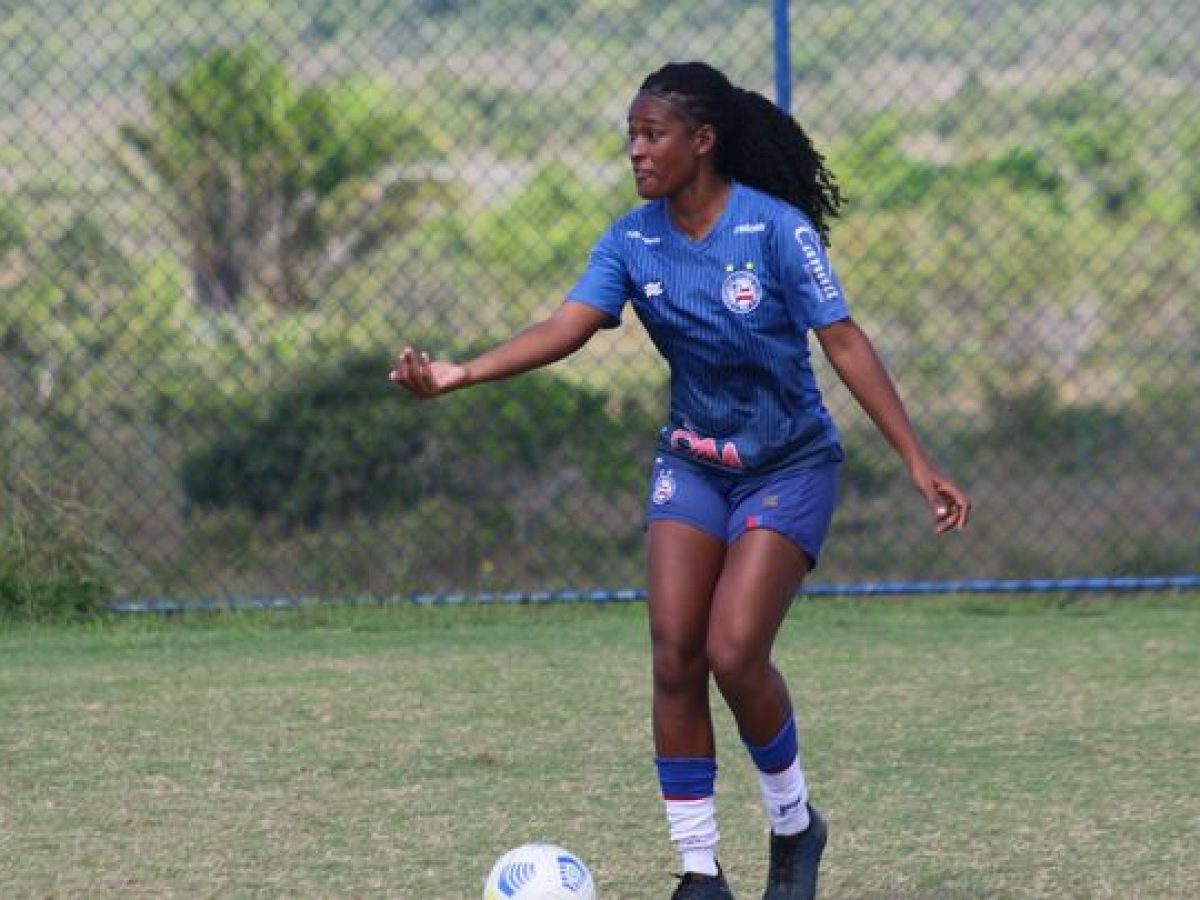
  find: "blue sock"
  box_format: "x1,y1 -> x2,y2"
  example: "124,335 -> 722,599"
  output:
744,713 -> 798,774
655,756 -> 717,799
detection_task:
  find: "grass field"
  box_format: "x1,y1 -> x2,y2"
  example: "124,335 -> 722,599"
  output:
1,596 -> 1198,899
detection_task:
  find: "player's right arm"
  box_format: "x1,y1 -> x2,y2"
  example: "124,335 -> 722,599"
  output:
389,299 -> 610,399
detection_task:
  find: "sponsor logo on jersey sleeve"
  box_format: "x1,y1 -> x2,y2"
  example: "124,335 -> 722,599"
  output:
794,225 -> 842,302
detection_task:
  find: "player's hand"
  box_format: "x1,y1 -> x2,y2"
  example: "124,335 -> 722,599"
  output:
388,347 -> 469,398
910,463 -> 971,534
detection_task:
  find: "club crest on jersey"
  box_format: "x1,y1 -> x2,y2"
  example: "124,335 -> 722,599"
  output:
721,268 -> 762,314
651,468 -> 676,505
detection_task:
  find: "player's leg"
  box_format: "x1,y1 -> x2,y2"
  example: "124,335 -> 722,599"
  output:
643,457 -> 734,895
647,519 -> 726,758
707,462 -> 839,899
708,531 -> 825,900
707,527 -> 809,750
647,519 -> 733,895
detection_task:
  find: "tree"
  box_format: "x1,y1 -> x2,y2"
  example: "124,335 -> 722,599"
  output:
116,44 -> 447,310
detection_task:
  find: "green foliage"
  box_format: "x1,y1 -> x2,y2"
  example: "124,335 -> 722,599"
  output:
470,162 -> 625,282
1,1 -> 1196,593
180,351 -> 428,526
0,196 -> 25,256
835,115 -> 1064,214
979,377 -> 1130,473
116,43 -> 449,309
964,147 -> 1064,200
1032,83 -> 1146,215
425,72 -> 574,158
1179,120 -> 1200,223
834,116 -> 940,209
0,204 -> 141,434
0,471 -> 118,619
180,349 -> 643,528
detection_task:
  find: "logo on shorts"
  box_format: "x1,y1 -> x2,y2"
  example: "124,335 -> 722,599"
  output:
721,268 -> 762,314
652,468 -> 676,505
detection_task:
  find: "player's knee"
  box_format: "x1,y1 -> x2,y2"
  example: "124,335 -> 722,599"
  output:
651,637 -> 709,695
707,637 -> 767,694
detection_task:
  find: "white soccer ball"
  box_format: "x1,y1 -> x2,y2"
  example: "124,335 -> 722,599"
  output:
482,842 -> 597,900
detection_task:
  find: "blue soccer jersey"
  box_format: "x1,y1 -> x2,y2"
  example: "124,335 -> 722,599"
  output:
569,182 -> 850,474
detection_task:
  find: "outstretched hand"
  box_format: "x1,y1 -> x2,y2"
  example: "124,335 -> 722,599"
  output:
388,347 -> 468,398
910,463 -> 972,534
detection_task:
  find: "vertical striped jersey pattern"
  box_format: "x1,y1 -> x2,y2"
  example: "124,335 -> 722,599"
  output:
568,182 -> 850,474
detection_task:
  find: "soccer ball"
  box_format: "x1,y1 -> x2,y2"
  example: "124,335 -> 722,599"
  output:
482,842 -> 597,900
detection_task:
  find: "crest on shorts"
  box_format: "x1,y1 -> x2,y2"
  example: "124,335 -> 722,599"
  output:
721,268 -> 762,314
651,468 -> 676,505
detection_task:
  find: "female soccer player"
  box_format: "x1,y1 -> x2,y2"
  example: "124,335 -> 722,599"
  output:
391,61 -> 971,900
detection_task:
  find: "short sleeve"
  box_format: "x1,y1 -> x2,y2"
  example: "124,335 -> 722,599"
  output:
567,225 -> 633,328
776,212 -> 851,330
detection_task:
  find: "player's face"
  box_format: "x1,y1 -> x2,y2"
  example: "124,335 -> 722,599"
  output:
627,94 -> 711,200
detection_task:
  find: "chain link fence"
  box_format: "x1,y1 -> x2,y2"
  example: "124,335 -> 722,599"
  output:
2,1 -> 1197,604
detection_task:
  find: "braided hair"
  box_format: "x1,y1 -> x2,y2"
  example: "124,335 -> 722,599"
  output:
639,61 -> 843,246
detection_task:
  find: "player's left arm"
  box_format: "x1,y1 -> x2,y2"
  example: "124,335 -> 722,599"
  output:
816,317 -> 971,533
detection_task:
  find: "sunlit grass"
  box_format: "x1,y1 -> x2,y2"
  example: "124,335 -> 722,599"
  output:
1,596 -> 1197,898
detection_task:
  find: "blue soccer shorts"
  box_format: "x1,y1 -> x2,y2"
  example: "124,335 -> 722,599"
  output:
644,454 -> 840,567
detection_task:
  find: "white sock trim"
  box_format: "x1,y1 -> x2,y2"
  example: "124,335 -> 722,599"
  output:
664,797 -> 720,874
681,850 -> 719,877
758,758 -> 810,835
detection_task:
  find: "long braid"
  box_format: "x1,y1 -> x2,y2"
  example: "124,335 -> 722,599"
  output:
639,62 -> 843,246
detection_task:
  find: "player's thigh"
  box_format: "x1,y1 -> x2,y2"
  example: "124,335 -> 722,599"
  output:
708,528 -> 811,663
643,455 -> 730,647
645,520 -> 726,651
708,460 -> 838,656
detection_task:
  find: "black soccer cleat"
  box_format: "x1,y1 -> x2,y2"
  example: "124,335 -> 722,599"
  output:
671,863 -> 735,899
762,804 -> 827,900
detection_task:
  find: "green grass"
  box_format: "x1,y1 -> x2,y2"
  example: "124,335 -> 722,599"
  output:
1,596 -> 1198,898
